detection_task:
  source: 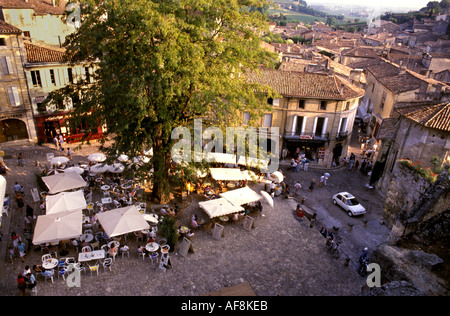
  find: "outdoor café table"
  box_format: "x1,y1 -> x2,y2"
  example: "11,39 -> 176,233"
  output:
180,226 -> 189,234
101,185 -> 110,191
219,216 -> 229,222
145,242 -> 159,253
78,250 -> 105,262
142,213 -> 158,224
42,258 -> 58,270
101,197 -> 112,204
80,233 -> 94,243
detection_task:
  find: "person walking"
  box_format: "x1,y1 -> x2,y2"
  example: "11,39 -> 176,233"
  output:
294,181 -> 301,195
17,153 -> 24,167
318,174 -> 325,188
17,240 -> 26,263
16,194 -> 24,212
67,147 -> 73,160
303,159 -> 310,172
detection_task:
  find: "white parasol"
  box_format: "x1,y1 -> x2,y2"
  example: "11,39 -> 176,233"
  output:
90,163 -> 110,174
220,186 -> 262,206
64,167 -> 84,175
118,154 -> 129,162
88,153 -> 107,162
50,156 -> 69,165
46,190 -> 86,214
270,171 -> 284,183
199,198 -> 244,219
42,172 -> 87,194
260,191 -> 274,208
108,163 -> 125,173
32,210 -> 82,245
96,205 -> 150,238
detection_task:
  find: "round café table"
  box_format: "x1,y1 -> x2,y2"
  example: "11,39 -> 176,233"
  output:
42,258 -> 58,270
145,242 -> 159,253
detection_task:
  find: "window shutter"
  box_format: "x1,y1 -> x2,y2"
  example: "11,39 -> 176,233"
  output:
1,57 -> 8,74
8,87 -> 21,106
5,56 -> 13,74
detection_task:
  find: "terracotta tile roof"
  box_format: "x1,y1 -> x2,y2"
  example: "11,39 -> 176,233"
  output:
0,0 -> 68,15
247,68 -> 365,101
0,19 -> 22,34
24,41 -> 66,63
367,60 -> 449,94
342,47 -> 379,59
395,102 -> 450,132
406,103 -> 450,132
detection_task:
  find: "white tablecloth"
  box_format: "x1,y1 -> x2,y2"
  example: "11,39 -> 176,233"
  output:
78,250 -> 105,262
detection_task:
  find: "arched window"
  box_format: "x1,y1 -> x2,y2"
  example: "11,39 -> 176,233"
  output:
0,119 -> 29,142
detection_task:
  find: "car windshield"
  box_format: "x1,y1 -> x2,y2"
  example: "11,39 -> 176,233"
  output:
347,198 -> 360,206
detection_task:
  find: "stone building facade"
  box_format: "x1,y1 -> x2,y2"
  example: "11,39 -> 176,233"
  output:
248,68 -> 365,167
0,19 -> 36,143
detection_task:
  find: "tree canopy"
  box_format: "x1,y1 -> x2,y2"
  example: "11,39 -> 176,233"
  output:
55,0 -> 277,202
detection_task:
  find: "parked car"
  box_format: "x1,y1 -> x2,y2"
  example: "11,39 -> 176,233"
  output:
332,192 -> 366,217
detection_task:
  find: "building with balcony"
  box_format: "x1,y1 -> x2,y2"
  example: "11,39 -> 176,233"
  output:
23,40 -> 102,144
247,69 -> 365,167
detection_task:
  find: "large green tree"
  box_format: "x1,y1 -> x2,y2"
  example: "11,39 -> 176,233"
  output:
57,0 -> 277,202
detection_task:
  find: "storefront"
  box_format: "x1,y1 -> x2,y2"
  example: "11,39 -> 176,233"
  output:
34,112 -> 104,144
283,135 -> 327,163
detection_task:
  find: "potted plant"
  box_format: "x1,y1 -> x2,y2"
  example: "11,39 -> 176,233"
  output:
158,216 -> 178,252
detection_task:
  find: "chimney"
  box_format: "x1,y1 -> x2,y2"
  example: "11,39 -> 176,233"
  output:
52,0 -> 56,6
340,83 -> 345,95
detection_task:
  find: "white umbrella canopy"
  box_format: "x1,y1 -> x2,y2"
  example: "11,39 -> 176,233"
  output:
42,172 -> 88,194
209,168 -> 253,181
270,171 -> 284,183
199,198 -> 244,219
260,191 -> 274,208
32,210 -> 82,245
118,154 -> 129,162
46,190 -> 87,214
96,205 -> 150,238
50,156 -> 69,165
64,167 -> 84,175
220,186 -> 262,206
108,163 -> 125,173
90,163 -> 110,174
88,153 -> 107,162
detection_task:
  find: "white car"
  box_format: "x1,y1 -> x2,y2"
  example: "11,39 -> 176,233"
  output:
332,192 -> 366,217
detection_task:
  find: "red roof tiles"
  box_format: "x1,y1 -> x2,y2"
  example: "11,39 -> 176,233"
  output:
247,68 -> 365,100
24,41 -> 65,63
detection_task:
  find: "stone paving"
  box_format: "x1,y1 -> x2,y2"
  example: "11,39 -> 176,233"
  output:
0,137 -> 387,296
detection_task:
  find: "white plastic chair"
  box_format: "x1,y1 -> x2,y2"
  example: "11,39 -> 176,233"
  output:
41,254 -> 52,263
102,258 -> 113,272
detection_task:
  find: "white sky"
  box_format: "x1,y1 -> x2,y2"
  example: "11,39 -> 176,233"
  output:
308,0 -> 431,10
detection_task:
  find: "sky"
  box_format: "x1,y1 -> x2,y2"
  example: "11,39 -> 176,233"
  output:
308,0 -> 432,10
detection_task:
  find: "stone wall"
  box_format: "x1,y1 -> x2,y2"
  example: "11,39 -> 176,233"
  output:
383,163 -> 431,235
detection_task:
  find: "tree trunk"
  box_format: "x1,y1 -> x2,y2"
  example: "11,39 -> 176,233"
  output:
151,124 -> 172,203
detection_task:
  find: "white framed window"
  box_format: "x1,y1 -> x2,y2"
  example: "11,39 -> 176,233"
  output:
7,87 -> 21,107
